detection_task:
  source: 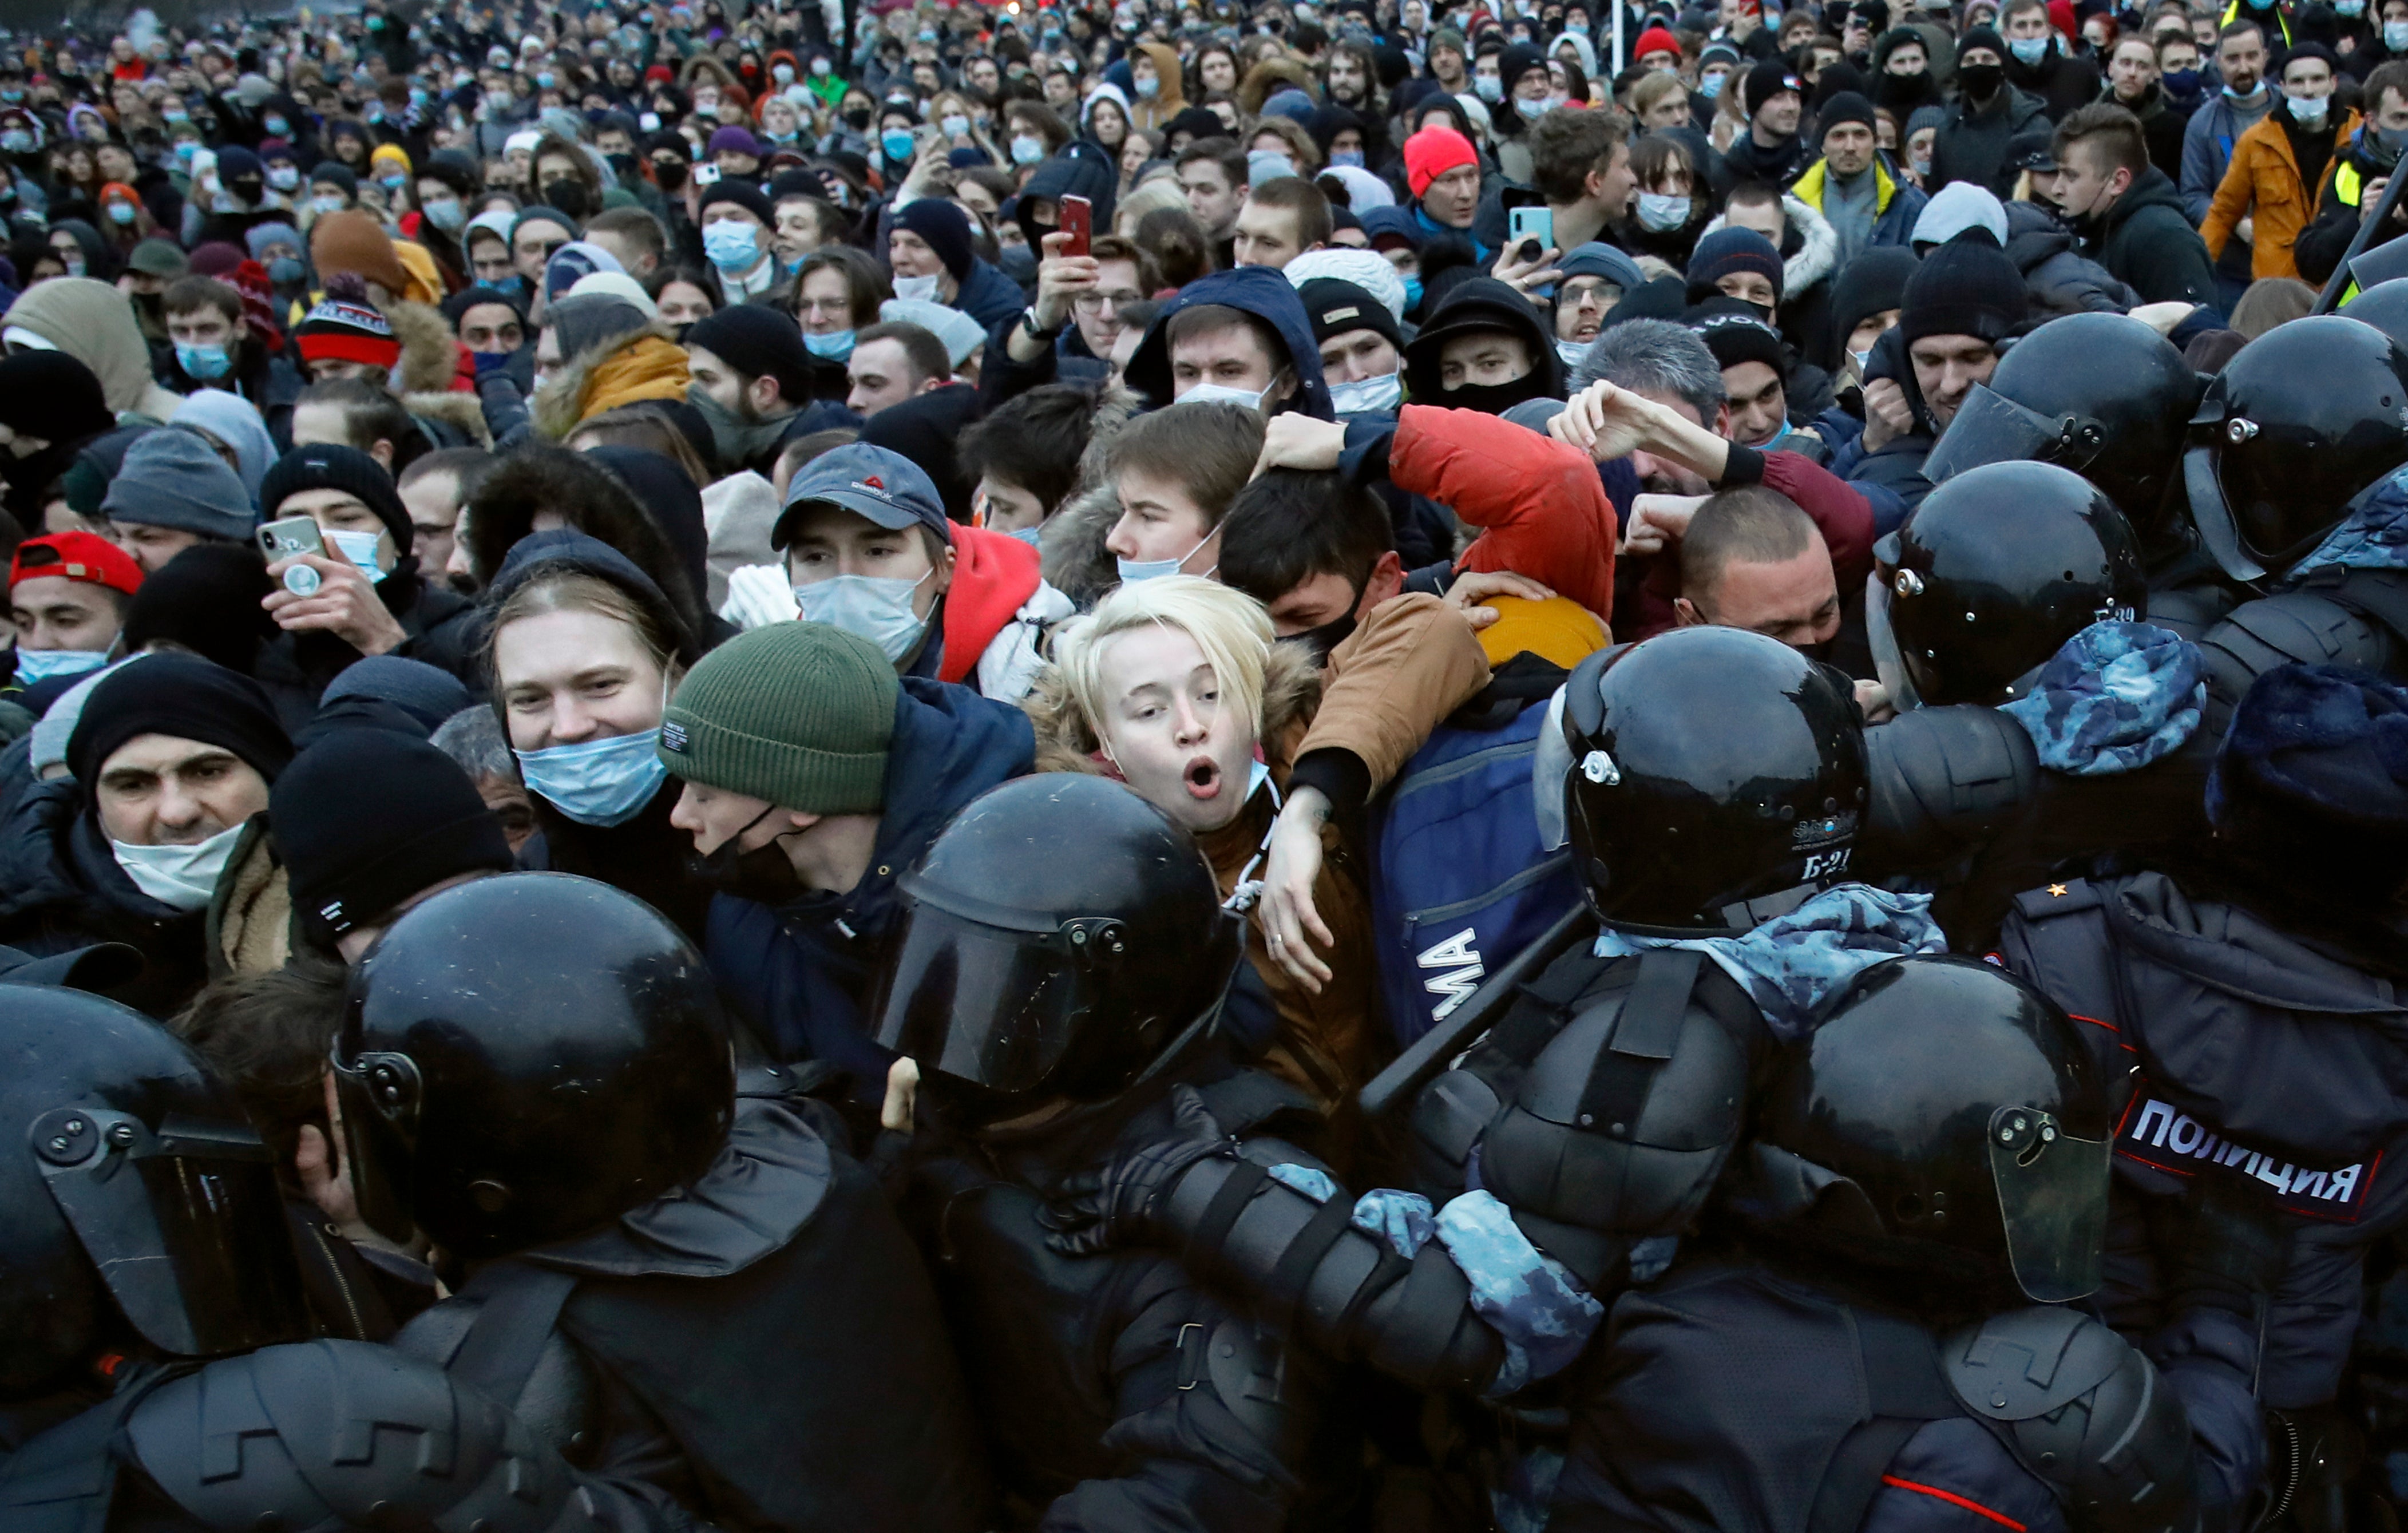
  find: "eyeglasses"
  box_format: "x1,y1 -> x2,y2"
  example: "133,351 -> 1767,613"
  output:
1072,290 -> 1145,314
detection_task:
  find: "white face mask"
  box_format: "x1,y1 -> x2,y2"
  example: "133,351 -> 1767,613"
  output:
793,571 -> 932,662
1328,369 -> 1404,415
112,820 -> 245,912
2289,90 -> 2331,128
1178,380 -> 1268,410
892,271 -> 942,302
1636,191 -> 1690,231
1555,338 -> 1590,370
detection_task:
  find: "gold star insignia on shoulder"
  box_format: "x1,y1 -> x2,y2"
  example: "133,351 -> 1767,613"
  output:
2047,884 -> 2070,898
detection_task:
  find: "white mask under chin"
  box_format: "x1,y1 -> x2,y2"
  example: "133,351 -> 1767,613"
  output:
892,272 -> 942,302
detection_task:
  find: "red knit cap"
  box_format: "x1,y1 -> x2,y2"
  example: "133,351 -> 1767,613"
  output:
10,531 -> 143,596
1404,125 -> 1479,197
1633,26 -> 1683,62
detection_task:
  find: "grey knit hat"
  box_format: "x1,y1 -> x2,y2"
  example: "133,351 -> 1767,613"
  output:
100,428 -> 256,541
659,622 -> 900,814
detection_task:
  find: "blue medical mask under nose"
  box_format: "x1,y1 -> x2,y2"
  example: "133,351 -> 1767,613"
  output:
1117,532 -> 1214,584
515,730 -> 670,826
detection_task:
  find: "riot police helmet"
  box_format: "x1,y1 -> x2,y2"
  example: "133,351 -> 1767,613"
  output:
333,873 -> 736,1259
1924,312 -> 2200,537
2185,314 -> 2408,583
2340,278 -> 2408,353
1558,626 -> 1867,932
872,774 -> 1246,1121
1872,460 -> 2147,709
0,986 -> 310,1399
1758,954 -> 2112,1302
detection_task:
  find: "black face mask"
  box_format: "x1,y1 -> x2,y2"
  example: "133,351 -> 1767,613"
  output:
1439,372 -> 1550,417
1278,605 -> 1359,662
843,104 -> 873,128
543,178 -> 592,219
1957,61 -> 2005,100
653,158 -> 688,192
686,803 -> 807,905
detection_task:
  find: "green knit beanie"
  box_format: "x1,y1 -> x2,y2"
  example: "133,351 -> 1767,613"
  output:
659,622 -> 900,814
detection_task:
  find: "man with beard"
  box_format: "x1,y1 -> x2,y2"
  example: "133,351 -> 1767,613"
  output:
684,303 -> 845,474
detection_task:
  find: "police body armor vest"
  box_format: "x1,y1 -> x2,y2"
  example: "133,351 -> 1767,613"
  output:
906,1068 -> 1325,1520
2199,566 -> 2408,735
1554,1261 -> 2197,1533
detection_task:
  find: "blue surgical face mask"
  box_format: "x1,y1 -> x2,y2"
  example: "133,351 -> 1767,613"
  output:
311,193 -> 347,214
2007,35 -> 2048,64
882,128 -> 916,159
1403,275 -> 1424,310
1328,369 -> 1403,415
263,114 -> 290,136
793,571 -> 930,661
2340,0 -> 2368,15
803,327 -> 855,359
15,647 -> 110,685
1011,133 -> 1045,164
175,342 -> 233,381
269,256 -> 307,285
1701,70 -> 1728,97
2390,19 -> 2408,47
1637,191 -> 1689,231
704,219 -> 762,270
478,272 -> 527,297
1329,148 -> 1365,167
516,729 -> 670,826
1179,381 -> 1266,410
422,195 -> 466,231
1116,530 -> 1213,583
323,526 -> 389,580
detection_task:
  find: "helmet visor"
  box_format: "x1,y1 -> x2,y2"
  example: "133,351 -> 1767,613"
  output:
873,903 -> 1092,1099
1985,1103 -> 2110,1302
1863,570 -> 1926,713
36,1108 -> 312,1357
1925,384 -> 2097,487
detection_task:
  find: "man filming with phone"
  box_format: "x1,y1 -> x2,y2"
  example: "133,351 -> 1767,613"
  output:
999,195 -> 1161,387
253,443 -> 481,719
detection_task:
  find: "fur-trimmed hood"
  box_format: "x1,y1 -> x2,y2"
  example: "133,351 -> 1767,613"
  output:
1701,193 -> 1839,299
1023,632 -> 1325,777
387,297 -> 466,395
1236,57 -> 1319,118
402,389 -> 493,449
528,319 -> 684,440
465,443 -> 708,640
1038,483 -> 1123,612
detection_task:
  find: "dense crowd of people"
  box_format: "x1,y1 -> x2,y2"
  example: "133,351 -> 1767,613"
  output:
0,0 -> 2405,1527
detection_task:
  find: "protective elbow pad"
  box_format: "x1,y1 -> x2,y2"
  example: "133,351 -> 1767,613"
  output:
126,1339 -> 602,1533
1944,1308 -> 2201,1533
2198,593 -> 2396,735
1863,704 -> 2041,869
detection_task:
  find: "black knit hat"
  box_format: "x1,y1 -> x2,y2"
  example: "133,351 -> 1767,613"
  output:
1900,232 -> 2027,345
120,544 -> 278,675
698,177 -> 776,227
1686,227 -> 1787,304
687,303 -> 817,406
2207,663 -> 2408,902
259,442 -> 413,555
271,728 -> 514,945
1744,59 -> 1804,118
1829,246 -> 1920,355
1817,90 -> 1877,141
67,652 -> 293,788
891,197 -> 975,281
1687,300 -> 1788,374
1300,277 -> 1403,350
1955,26 -> 2007,65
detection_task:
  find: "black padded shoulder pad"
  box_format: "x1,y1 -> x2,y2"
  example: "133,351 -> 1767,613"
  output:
126,1339 -> 601,1533
1943,1309 -> 2200,1533
2200,589 -> 2397,732
1864,703 -> 2042,866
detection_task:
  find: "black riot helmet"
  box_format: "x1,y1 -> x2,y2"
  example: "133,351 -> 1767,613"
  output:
334,873 -> 735,1259
1872,460 -> 2146,710
2340,278 -> 2408,352
1559,627 -> 1867,932
2185,315 -> 2408,583
872,775 -> 1246,1122
0,986 -> 310,1399
1924,312 -> 2200,537
1760,955 -> 2112,1302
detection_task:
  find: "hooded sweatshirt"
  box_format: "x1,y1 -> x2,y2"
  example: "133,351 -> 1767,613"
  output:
3,276 -> 186,421
1123,266 -> 1336,418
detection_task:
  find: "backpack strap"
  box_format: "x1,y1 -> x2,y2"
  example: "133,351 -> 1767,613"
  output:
1806,1309 -> 1955,1533
440,1260 -> 580,1407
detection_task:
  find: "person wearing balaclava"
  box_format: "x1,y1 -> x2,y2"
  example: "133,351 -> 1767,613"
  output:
0,652 -> 293,1017
0,351 -> 116,520
1399,276 -> 1566,417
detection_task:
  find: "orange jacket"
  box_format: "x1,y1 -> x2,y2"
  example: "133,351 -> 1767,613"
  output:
2203,106 -> 2361,279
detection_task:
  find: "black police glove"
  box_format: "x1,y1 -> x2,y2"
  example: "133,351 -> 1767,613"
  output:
1043,1084 -> 1234,1257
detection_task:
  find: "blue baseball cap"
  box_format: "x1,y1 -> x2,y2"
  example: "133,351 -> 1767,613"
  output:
773,443 -> 952,547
